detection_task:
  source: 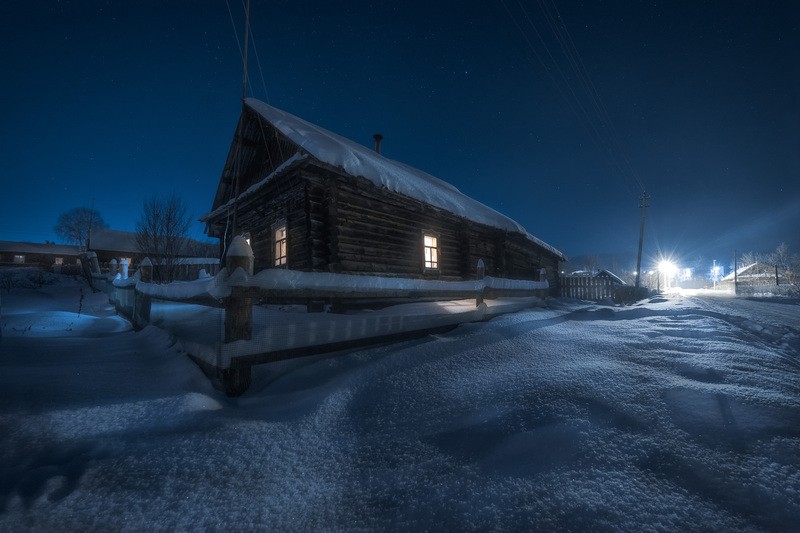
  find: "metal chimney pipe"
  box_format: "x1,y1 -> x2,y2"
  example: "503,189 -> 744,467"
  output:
373,133 -> 383,154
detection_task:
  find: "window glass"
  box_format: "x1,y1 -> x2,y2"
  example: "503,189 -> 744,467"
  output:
424,235 -> 438,269
274,225 -> 287,266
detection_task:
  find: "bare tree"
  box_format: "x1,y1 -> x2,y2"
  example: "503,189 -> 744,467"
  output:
740,251 -> 757,267
583,255 -> 599,275
771,243 -> 795,284
772,243 -> 789,268
54,207 -> 108,251
135,194 -> 191,283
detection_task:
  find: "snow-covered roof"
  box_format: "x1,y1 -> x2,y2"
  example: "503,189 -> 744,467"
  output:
719,262 -> 780,282
90,229 -> 140,253
242,99 -> 566,260
595,269 -> 626,285
89,229 -> 217,257
0,240 -> 79,255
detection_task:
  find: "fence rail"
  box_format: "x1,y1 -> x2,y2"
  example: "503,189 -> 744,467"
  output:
100,238 -> 551,396
736,284 -> 798,297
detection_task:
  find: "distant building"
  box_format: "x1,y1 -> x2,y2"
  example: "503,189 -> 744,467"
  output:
202,99 -> 565,292
88,228 -> 218,278
0,241 -> 80,270
719,262 -> 782,289
1,229 -> 216,277
88,228 -> 142,270
593,269 -> 627,286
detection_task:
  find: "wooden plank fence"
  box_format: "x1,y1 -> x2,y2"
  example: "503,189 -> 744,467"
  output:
102,238 -> 550,396
560,275 -> 619,302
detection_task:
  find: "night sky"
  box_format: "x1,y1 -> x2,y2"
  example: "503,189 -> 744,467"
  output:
2,1 -> 798,268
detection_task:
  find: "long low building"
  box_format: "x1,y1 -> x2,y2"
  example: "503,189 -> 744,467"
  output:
0,241 -> 80,270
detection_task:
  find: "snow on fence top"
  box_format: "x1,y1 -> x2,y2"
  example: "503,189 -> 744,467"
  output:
232,98 -> 566,260
135,267 -> 549,301
227,235 -> 253,258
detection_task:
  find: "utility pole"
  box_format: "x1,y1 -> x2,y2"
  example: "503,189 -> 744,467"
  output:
231,0 -> 251,243
634,192 -> 650,288
733,249 -> 738,295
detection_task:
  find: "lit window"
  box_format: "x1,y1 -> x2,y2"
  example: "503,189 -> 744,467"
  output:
13,254 -> 25,264
55,257 -> 64,265
423,235 -> 438,269
274,225 -> 287,266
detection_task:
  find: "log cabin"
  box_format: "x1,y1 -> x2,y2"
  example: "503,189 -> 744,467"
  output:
202,99 -> 566,293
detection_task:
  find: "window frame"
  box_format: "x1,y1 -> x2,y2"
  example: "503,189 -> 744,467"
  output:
273,220 -> 288,267
422,231 -> 440,272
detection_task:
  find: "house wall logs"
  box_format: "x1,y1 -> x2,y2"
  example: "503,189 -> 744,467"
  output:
208,160 -> 561,291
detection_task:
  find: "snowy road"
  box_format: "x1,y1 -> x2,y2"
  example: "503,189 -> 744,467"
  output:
685,293 -> 800,334
1,274 -> 798,530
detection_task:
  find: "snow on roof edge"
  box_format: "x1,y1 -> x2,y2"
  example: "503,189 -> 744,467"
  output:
201,153 -> 307,222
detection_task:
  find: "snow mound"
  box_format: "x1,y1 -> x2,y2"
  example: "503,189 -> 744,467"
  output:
1,278 -> 798,530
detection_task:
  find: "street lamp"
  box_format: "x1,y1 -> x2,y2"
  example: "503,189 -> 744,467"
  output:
711,260 -> 722,289
658,260 -> 677,291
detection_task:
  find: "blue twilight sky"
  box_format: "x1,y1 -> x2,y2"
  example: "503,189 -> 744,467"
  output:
1,1 -> 798,266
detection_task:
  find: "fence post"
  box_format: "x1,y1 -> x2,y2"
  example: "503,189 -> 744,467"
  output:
86,251 -> 100,274
133,257 -> 153,329
140,257 -> 153,283
476,259 -> 486,306
222,236 -> 254,396
224,236 -> 254,343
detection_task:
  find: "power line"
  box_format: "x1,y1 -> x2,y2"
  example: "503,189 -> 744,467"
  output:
499,0 -> 647,197
542,0 -> 646,192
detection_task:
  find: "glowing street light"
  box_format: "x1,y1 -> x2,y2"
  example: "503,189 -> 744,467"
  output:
710,260 -> 722,289
657,260 -> 678,291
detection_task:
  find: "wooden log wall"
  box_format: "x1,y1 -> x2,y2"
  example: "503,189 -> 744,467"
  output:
303,166 -> 560,282
230,172 -> 309,273
209,139 -> 563,286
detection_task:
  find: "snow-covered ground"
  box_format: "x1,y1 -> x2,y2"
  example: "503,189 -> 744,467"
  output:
1,271 -> 798,530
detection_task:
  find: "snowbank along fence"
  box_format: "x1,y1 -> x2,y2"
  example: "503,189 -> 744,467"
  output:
105,237 -> 549,395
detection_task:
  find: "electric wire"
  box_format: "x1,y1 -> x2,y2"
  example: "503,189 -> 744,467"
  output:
501,0 -> 646,197
541,0 -> 646,192
224,0 -> 285,209
498,0 -> 611,177
519,0 -> 637,195
504,0 -> 637,198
